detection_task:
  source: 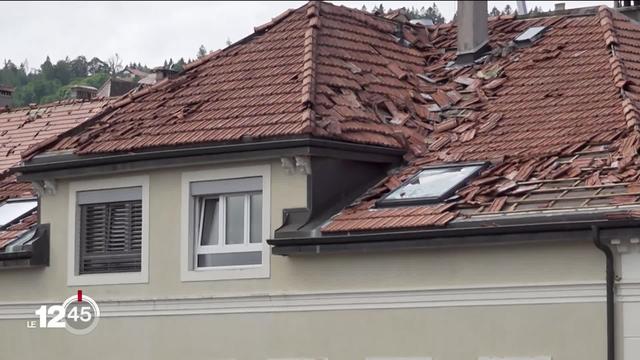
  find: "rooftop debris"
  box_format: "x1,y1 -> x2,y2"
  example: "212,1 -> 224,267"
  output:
12,2 -> 640,234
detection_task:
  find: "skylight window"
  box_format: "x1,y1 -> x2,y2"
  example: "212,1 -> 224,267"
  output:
378,163 -> 486,206
0,199 -> 37,227
514,26 -> 546,46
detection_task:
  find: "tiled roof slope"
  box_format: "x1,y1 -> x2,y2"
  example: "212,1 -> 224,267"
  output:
31,5 -> 313,155
0,99 -> 110,172
25,1 -> 437,155
18,3 -> 640,234
323,6 -> 640,233
0,98 -> 111,250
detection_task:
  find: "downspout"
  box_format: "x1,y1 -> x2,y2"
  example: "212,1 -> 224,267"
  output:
592,225 -> 615,360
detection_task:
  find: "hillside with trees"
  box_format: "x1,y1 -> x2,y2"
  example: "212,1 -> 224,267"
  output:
0,54 -> 186,107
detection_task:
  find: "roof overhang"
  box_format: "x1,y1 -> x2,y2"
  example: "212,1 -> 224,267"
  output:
268,210 -> 640,255
15,137 -> 404,181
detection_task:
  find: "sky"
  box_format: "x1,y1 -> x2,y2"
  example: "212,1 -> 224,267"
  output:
0,1 -> 613,71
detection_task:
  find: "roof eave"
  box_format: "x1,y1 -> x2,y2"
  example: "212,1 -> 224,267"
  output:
15,137 -> 404,180
268,210 -> 640,255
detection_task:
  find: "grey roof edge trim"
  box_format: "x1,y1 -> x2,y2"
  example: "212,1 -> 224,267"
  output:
15,137 -> 404,178
267,210 -> 640,250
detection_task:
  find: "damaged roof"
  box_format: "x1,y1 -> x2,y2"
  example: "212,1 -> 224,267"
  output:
322,5 -> 640,233
0,98 -> 111,250
0,99 -> 111,173
18,3 -> 640,235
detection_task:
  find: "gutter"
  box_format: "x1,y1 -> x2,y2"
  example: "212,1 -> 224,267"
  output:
592,225 -> 615,360
15,137 -> 404,175
268,215 -> 640,250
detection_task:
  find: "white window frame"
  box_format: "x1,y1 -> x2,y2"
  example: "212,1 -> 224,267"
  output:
193,193 -> 263,268
67,175 -> 150,286
181,164 -> 271,281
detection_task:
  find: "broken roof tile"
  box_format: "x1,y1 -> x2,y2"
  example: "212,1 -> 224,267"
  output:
14,2 -> 640,234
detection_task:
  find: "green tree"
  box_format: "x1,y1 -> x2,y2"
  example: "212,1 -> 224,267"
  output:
172,58 -> 186,72
528,6 -> 544,16
40,56 -> 54,79
70,56 -> 88,78
52,58 -> 72,84
197,45 -> 208,59
0,60 -> 28,87
370,3 -> 446,24
2,55 -> 114,106
489,6 -> 501,17
423,3 -> 445,24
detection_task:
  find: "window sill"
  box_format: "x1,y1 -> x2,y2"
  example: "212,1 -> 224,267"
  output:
67,271 -> 148,286
181,264 -> 269,282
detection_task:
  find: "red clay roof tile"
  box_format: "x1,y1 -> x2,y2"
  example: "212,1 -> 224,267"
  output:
16,3 -> 640,234
0,98 -> 112,249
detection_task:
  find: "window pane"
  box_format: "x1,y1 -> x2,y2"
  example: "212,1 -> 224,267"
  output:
250,194 -> 262,243
197,251 -> 262,267
386,165 -> 482,200
0,200 -> 37,227
225,195 -> 244,244
200,198 -> 219,246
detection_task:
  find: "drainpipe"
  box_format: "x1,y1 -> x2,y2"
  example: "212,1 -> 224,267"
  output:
592,225 -> 615,360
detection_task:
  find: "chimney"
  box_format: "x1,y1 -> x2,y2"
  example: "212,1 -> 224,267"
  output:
0,85 -> 14,108
516,1 -> 527,15
456,1 -> 489,65
614,0 -> 640,23
69,85 -> 97,100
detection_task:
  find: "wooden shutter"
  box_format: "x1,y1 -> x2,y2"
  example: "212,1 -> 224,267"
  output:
79,200 -> 142,274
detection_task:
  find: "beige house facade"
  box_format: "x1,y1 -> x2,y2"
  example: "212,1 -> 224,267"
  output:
0,156 -> 625,359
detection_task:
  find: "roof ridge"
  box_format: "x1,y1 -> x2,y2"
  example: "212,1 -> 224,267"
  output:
597,6 -> 640,130
596,6 -> 640,168
301,1 -> 320,134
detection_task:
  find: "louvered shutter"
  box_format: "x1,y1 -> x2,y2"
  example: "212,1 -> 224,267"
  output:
79,200 -> 142,274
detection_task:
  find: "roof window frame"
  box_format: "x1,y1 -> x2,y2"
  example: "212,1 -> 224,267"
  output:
376,162 -> 488,208
0,197 -> 38,230
514,26 -> 547,47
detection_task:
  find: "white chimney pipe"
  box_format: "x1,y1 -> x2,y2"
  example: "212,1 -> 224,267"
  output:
516,1 -> 527,14
456,1 -> 489,64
